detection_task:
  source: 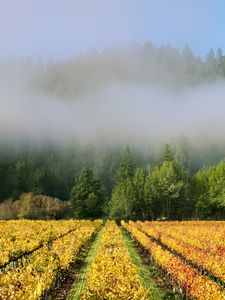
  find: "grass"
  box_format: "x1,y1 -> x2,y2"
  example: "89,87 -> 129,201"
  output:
66,224 -> 185,300
67,226 -> 104,300
120,227 -> 185,300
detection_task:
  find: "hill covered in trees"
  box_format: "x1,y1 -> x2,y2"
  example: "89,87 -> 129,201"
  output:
0,42 -> 225,220
36,43 -> 225,97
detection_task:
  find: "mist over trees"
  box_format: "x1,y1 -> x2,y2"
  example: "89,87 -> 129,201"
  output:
35,43 -> 225,98
1,42 -> 225,145
1,42 -> 225,99
0,42 -> 225,220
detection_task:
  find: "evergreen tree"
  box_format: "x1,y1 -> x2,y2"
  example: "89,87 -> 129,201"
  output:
162,144 -> 174,162
109,147 -> 143,220
109,178 -> 136,221
132,168 -> 146,218
175,137 -> 191,171
144,167 -> 154,219
145,146 -> 188,220
206,48 -> 217,73
70,168 -> 104,218
216,48 -> 225,76
194,161 -> 225,219
118,146 -> 136,181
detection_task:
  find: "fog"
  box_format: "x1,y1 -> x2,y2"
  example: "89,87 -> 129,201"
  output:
0,77 -> 225,147
0,45 -> 225,148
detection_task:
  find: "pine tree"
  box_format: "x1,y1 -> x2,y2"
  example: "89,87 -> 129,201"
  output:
118,146 -> 136,181
70,168 -> 103,218
162,144 -> 174,162
194,160 -> 225,219
145,148 -> 188,220
109,146 -> 138,220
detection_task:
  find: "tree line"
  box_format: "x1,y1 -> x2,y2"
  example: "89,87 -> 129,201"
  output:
36,44 -> 225,97
0,142 -> 225,220
68,145 -> 225,220
1,43 -> 225,99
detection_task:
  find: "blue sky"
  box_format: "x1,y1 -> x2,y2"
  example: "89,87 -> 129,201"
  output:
0,0 -> 224,60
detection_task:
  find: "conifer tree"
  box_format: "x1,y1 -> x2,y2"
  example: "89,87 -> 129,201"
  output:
118,146 -> 136,181
70,168 -> 103,218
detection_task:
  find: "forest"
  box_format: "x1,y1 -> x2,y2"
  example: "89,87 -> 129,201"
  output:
0,42 -> 225,220
1,141 -> 225,220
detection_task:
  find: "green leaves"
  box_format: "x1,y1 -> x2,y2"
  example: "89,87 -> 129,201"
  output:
194,160 -> 225,218
110,145 -> 189,221
118,146 -> 136,182
145,159 -> 187,220
109,146 -> 146,220
70,168 -> 104,218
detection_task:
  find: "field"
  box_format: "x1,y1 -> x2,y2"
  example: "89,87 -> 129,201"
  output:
0,220 -> 224,299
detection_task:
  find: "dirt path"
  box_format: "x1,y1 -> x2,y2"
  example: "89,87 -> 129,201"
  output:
48,224 -> 186,300
44,227 -> 103,300
120,227 -> 186,300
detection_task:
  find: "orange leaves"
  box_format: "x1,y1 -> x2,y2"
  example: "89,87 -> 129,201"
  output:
122,220 -> 225,300
139,221 -> 225,282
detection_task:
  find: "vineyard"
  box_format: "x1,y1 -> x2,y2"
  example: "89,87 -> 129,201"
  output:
0,220 -> 224,299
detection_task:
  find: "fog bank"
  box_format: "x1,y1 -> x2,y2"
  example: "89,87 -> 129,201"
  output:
1,78 -> 225,146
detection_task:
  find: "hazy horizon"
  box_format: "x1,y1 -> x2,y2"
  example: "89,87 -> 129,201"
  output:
0,43 -> 225,148
0,0 -> 224,60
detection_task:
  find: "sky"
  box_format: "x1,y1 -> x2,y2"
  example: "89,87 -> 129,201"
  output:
0,0 -> 224,60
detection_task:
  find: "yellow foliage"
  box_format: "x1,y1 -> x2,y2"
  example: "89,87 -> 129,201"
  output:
81,221 -> 149,300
